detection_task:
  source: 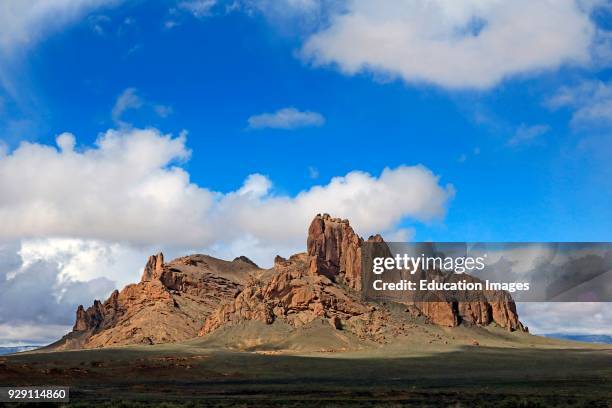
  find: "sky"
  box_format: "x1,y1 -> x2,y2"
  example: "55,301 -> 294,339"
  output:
0,0 -> 611,345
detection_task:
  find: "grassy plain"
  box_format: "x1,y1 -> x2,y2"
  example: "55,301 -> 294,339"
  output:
1,322 -> 610,407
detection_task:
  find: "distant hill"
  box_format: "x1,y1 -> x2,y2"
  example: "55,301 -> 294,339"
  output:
0,346 -> 40,356
544,333 -> 612,344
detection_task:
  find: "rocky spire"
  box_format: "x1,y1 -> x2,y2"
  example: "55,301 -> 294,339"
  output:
140,252 -> 164,282
307,213 -> 363,290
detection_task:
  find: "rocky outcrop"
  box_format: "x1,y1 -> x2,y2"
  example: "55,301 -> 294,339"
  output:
491,297 -> 523,330
52,254 -> 260,350
307,214 -> 525,331
200,253 -> 393,342
407,269 -> 526,331
73,300 -> 106,332
307,214 -> 363,290
409,299 -> 524,331
140,253 -> 164,281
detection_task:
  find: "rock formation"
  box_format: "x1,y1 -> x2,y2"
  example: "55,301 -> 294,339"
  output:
308,214 -> 525,331
200,252 -> 393,342
51,254 -> 260,350
200,213 -> 526,340
307,215 -> 363,289
140,252 -> 164,281
54,213 -> 525,351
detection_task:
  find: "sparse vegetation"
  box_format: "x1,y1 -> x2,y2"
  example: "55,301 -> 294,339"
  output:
1,328 -> 610,407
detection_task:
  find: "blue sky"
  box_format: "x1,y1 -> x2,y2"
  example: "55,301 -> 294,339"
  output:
0,0 -> 611,344
2,1 -> 610,242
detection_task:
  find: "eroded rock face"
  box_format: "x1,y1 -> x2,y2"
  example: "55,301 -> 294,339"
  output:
491,297 -> 523,330
200,253 -> 393,342
73,300 -> 106,332
408,298 -> 524,331
307,214 -> 363,290
53,254 -> 259,350
140,253 -> 164,282
201,213 -> 525,337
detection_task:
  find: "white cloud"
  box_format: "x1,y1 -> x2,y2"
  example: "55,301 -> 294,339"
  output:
457,147 -> 481,163
242,0 -> 327,25
88,14 -> 111,35
219,166 -> 454,247
300,0 -> 600,89
112,87 -> 144,123
0,127 -> 453,251
0,323 -> 72,346
237,173 -> 273,197
518,302 -> 612,336
18,238 -> 150,288
164,20 -> 179,29
254,0 -> 320,12
0,237 -> 191,346
179,0 -> 217,18
248,107 -> 325,129
0,0 -> 119,52
154,104 -> 173,118
547,79 -> 612,127
56,132 -> 76,152
381,228 -> 415,242
507,124 -> 551,146
0,240 -> 116,340
112,88 -> 172,124
0,140 -> 7,158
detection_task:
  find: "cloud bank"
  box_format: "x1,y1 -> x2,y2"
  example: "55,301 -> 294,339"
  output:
0,128 -> 452,247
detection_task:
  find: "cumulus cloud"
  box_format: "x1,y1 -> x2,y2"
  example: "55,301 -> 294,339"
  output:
0,240 -> 117,344
547,79 -> 612,127
0,127 -> 453,251
18,238 -> 152,288
300,0 -> 600,89
248,107 -> 325,129
507,124 -> 551,146
0,236 -> 181,346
